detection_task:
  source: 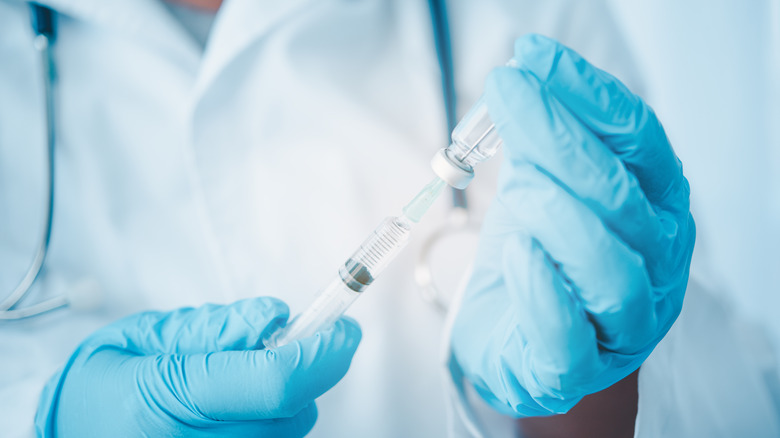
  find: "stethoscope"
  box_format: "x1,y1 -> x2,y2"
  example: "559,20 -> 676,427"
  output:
1,0 -> 473,320
0,3 -> 60,320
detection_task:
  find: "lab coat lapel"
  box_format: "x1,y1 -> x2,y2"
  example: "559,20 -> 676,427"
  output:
193,0 -> 313,98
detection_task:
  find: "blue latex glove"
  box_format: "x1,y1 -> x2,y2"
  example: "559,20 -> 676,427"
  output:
451,34 -> 695,416
35,297 -> 361,437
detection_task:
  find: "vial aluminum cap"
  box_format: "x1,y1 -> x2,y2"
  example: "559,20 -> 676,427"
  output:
431,148 -> 474,190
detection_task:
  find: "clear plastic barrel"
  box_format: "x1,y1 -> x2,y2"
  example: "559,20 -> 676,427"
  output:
263,216 -> 413,348
347,216 -> 412,278
263,276 -> 360,348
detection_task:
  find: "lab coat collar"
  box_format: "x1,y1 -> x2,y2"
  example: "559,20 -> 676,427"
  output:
21,0 -> 316,103
16,0 -> 194,58
192,0 -> 313,98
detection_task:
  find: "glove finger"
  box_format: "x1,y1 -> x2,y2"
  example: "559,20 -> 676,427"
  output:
161,317 -> 361,422
98,297 -> 289,355
510,34 -> 689,216
503,234 -> 604,410
484,66 -> 677,285
451,229 -> 557,418
495,163 -> 662,354
198,403 -> 317,438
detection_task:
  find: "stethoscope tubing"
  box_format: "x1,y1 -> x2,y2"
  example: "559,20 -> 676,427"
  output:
418,0 -> 481,315
427,0 -> 468,211
0,3 -> 58,318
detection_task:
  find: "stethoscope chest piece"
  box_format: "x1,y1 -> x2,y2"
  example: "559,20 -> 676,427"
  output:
415,207 -> 481,314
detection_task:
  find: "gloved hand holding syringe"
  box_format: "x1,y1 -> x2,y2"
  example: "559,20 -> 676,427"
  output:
263,96 -> 503,348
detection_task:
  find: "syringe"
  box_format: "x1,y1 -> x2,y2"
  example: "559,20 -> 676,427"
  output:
263,96 -> 502,349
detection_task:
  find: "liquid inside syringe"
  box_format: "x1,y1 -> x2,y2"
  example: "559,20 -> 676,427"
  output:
263,177 -> 447,348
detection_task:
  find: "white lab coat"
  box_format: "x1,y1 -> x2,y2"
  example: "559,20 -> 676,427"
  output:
0,0 -> 777,437
610,1 -> 780,436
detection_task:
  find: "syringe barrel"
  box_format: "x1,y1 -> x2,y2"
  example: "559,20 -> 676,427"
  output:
264,276 -> 360,348
344,216 -> 411,282
264,216 -> 412,348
